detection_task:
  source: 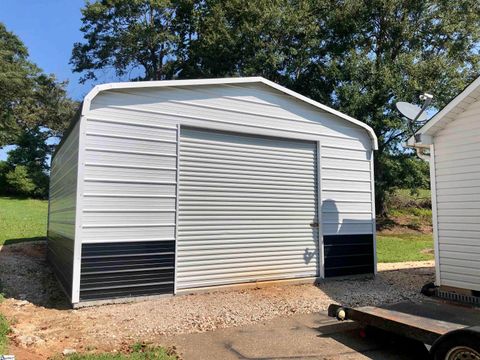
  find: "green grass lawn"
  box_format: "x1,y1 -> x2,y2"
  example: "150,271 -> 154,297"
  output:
377,233 -> 434,263
53,344 -> 177,360
0,313 -> 9,354
0,195 -> 435,263
393,188 -> 431,200
0,196 -> 48,245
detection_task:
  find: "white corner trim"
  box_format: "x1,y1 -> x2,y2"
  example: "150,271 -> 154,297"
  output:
316,141 -> 324,279
80,77 -> 378,150
173,124 -> 180,294
429,144 -> 441,286
72,115 -> 87,303
370,151 -> 377,276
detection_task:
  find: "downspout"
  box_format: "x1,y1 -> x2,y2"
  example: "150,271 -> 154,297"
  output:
416,147 -> 430,162
409,134 -> 441,288
409,134 -> 431,162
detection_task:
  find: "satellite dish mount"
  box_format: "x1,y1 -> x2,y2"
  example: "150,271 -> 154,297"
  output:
396,93 -> 433,136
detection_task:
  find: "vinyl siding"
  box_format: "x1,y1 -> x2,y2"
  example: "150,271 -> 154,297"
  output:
434,98 -> 480,291
48,120 -> 80,298
78,82 -> 375,299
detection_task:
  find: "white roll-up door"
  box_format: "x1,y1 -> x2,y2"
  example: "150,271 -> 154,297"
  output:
176,128 -> 319,290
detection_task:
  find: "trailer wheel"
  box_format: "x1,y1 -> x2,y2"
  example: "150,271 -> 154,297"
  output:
431,332 -> 480,360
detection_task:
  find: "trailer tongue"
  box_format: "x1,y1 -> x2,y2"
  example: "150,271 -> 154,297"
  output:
328,300 -> 480,360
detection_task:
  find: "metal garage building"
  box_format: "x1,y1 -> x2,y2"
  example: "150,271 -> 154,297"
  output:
408,76 -> 480,298
48,77 -> 378,306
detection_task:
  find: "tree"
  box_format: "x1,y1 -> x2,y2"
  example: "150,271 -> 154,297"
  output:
0,23 -> 77,198
71,0 -> 180,82
185,0 -> 480,214
5,166 -> 36,197
1,127 -> 52,198
178,0 -> 321,84
304,0 -> 480,214
72,0 -> 480,215
0,22 -> 36,146
0,23 -> 77,147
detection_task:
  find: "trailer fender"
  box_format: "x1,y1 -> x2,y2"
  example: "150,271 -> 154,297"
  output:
430,326 -> 480,360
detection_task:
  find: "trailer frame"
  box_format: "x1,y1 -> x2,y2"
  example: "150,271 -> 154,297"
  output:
328,301 -> 480,359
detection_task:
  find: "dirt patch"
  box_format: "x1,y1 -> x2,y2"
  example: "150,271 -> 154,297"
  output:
378,224 -> 433,235
377,214 -> 433,234
420,248 -> 435,255
0,242 -> 435,359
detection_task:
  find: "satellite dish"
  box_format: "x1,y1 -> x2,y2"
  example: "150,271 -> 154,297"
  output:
396,102 -> 429,122
396,93 -> 433,138
395,93 -> 433,136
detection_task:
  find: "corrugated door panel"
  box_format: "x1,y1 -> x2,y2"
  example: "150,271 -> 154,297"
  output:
177,128 -> 318,289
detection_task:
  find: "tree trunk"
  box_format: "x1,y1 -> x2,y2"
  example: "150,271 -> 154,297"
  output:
374,149 -> 388,217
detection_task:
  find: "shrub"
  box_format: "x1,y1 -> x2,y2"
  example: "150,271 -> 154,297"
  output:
5,166 -> 36,196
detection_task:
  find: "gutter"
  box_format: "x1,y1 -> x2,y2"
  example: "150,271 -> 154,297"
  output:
406,133 -> 432,162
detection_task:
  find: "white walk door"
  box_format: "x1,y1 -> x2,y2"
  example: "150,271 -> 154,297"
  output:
176,128 -> 319,289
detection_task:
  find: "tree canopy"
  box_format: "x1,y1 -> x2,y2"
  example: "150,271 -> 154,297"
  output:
0,23 -> 77,147
0,22 -> 78,198
71,0 -> 480,214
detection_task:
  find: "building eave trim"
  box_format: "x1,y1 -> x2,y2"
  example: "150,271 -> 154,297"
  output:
408,75 -> 480,145
80,77 -> 378,150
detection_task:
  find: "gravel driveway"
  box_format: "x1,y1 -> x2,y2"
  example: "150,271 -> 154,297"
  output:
0,242 -> 435,359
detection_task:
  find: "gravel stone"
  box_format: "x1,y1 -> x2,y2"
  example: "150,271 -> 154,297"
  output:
15,334 -> 45,347
62,348 -> 77,355
0,242 -> 435,356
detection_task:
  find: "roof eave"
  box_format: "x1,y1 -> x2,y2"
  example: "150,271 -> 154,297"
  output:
80,76 -> 378,150
411,75 -> 480,144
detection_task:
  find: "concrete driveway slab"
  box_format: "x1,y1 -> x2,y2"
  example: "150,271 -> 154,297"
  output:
165,312 -> 414,360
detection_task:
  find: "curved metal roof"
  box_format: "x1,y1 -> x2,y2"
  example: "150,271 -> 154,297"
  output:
81,77 -> 378,149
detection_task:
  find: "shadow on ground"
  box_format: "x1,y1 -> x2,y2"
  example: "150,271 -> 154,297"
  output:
316,321 -> 429,360
3,237 -> 47,245
168,312 -> 422,360
0,240 -> 69,309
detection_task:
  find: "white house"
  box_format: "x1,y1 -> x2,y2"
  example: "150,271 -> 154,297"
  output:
409,76 -> 480,301
48,77 -> 378,306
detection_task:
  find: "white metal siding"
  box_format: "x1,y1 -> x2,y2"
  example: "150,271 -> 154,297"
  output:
87,84 -> 374,238
176,128 -> 318,289
80,118 -> 178,243
80,82 -> 375,294
434,99 -> 480,291
48,120 -> 80,297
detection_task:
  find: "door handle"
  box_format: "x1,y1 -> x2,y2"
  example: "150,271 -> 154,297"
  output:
310,222 -> 319,228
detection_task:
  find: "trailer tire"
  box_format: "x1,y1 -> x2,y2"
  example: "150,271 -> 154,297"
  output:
431,331 -> 480,360
421,282 -> 437,297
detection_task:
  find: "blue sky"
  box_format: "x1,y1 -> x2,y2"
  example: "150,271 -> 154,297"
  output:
0,0 -> 100,160
0,0 -> 91,100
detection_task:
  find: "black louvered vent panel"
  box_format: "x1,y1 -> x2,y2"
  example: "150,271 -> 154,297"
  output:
324,234 -> 374,277
80,241 -> 175,301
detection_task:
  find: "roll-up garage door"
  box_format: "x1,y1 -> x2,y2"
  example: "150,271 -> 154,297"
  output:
177,128 -> 319,290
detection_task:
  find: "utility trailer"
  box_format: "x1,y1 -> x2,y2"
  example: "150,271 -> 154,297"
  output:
328,300 -> 480,360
